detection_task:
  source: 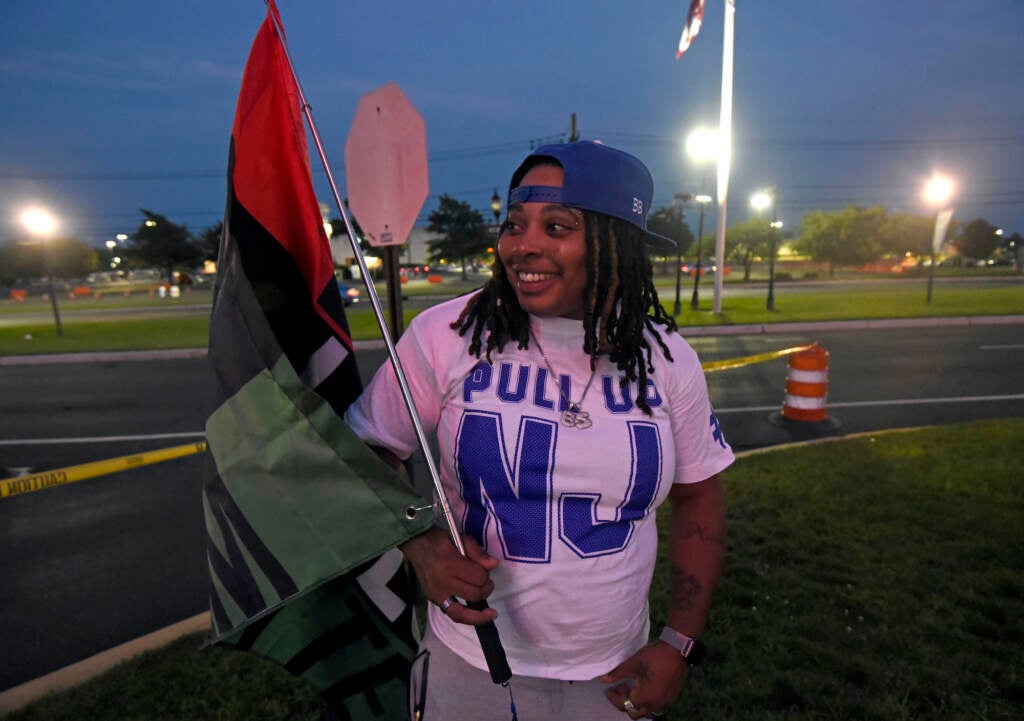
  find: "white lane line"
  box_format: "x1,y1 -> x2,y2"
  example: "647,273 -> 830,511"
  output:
980,344 -> 1024,350
716,393 -> 1024,414
3,394 -> 1022,443
0,431 -> 206,447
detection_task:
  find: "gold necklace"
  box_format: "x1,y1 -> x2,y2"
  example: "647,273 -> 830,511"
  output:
529,329 -> 597,430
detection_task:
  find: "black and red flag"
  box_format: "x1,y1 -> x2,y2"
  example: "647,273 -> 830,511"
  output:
204,2 -> 433,718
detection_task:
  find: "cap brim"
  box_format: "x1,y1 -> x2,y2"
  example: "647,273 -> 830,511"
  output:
644,231 -> 677,251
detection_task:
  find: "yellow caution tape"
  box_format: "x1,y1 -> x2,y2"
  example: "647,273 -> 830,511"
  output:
0,441 -> 207,500
701,344 -> 814,373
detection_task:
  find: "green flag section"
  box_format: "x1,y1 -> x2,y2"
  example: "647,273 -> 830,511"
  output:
205,2 -> 435,718
205,353 -> 433,718
205,355 -> 434,631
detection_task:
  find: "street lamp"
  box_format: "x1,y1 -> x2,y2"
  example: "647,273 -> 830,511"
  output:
751,188 -> 779,311
671,192 -> 692,315
20,206 -> 63,336
490,189 -> 502,225
685,127 -> 719,310
691,194 -> 712,309
922,174 -> 955,303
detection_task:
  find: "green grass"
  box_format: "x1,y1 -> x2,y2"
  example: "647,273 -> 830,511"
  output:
6,419 -> 1022,720
676,285 -> 1024,326
2,278 -> 1021,355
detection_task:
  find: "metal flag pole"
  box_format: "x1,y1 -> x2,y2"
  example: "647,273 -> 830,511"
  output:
712,0 -> 735,315
266,3 -> 513,690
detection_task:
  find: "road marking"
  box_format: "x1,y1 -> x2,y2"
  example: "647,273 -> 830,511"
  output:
4,394 -> 1022,443
980,344 -> 1024,350
716,393 -> 1024,414
0,431 -> 206,447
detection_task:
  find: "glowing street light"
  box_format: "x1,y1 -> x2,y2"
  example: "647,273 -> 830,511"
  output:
490,189 -> 502,225
923,174 -> 954,207
19,205 -> 63,336
922,173 -> 956,303
685,127 -> 718,310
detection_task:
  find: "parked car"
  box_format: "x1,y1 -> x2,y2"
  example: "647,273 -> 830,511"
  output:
337,281 -> 362,306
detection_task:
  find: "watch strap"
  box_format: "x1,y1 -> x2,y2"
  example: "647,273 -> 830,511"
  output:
659,626 -> 706,666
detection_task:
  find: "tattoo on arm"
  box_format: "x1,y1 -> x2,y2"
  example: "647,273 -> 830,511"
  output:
677,519 -> 725,547
671,565 -> 702,612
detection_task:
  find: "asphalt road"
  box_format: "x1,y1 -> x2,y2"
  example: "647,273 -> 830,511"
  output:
1,322 -> 1023,690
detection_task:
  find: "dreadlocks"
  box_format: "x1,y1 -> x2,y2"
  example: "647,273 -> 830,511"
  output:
451,209 -> 677,415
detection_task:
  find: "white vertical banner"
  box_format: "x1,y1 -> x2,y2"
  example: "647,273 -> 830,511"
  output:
932,208 -> 954,255
713,0 -> 735,315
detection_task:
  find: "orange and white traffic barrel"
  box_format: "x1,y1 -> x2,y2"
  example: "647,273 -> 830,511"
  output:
781,344 -> 830,422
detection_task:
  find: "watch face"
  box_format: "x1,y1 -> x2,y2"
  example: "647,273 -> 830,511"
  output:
685,639 -> 706,666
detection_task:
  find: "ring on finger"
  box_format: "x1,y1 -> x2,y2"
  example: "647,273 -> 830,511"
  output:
623,696 -> 637,713
438,596 -> 456,614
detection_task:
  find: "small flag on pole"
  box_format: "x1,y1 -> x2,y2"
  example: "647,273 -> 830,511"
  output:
676,0 -> 706,57
204,1 -> 434,718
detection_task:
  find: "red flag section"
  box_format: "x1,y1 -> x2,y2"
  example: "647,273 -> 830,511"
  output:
230,0 -> 349,345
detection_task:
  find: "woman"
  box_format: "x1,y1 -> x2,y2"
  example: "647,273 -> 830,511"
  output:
345,140 -> 733,719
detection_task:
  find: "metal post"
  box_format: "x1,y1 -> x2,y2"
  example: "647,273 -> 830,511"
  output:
691,203 -> 705,309
45,246 -> 63,336
713,0 -> 736,315
767,192 -> 777,312
673,244 -> 683,316
384,246 -> 403,338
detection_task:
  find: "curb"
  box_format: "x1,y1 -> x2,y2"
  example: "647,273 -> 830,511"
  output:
0,612 -> 211,713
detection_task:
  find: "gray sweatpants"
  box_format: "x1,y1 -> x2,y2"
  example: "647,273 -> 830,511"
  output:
411,625 -> 629,720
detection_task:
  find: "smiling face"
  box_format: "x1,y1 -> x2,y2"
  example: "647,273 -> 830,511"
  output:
498,164 -> 589,320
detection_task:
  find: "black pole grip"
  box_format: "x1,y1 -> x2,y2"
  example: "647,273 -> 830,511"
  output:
466,599 -> 512,684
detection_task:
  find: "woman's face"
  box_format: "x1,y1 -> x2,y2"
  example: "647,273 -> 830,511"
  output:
498,164 -> 588,320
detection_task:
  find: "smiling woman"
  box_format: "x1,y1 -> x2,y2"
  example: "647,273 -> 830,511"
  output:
344,141 -> 734,720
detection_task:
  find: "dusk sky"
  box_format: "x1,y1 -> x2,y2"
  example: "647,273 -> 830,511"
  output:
2,0 -> 1022,249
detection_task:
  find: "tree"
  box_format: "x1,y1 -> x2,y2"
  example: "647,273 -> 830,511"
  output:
195,221 -> 223,263
0,237 -> 97,284
426,195 -> 489,280
794,205 -> 888,276
647,201 -> 695,272
127,209 -> 201,282
953,218 -> 1001,262
880,212 -> 934,259
725,219 -> 775,280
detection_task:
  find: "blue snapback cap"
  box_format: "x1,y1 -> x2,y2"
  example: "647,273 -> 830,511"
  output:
507,140 -> 676,250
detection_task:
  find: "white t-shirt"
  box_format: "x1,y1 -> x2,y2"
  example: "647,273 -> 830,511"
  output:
345,295 -> 734,679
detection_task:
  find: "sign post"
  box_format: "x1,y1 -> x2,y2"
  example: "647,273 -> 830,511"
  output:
345,83 -> 429,338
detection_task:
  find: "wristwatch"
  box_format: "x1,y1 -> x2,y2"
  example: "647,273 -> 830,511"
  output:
659,627 -> 706,666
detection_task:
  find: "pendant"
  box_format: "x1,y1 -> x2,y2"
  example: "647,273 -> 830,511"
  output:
561,406 -> 593,430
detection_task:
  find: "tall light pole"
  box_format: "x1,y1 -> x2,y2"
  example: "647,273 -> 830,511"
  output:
686,127 -> 718,310
20,206 -> 63,336
922,174 -> 955,304
751,188 -> 778,311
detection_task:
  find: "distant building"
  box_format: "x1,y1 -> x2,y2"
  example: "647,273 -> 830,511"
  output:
330,225 -> 441,278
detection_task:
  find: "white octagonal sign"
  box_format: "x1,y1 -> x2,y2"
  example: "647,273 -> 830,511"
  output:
344,83 -> 428,247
